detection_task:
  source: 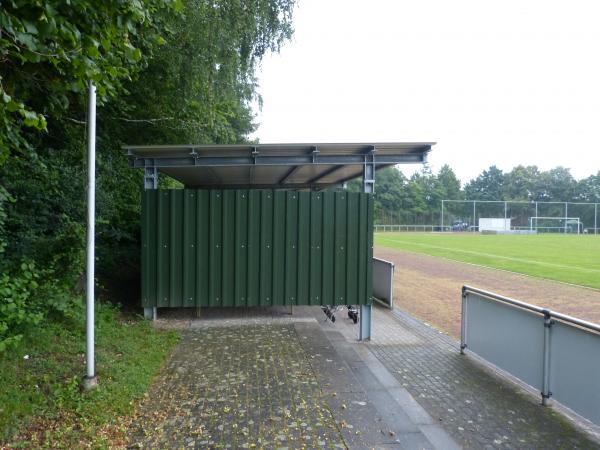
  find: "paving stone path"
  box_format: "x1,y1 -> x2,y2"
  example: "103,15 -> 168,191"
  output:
366,307 -> 600,449
129,305 -> 599,449
129,324 -> 346,449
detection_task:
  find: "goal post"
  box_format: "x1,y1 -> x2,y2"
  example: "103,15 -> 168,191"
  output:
529,217 -> 581,234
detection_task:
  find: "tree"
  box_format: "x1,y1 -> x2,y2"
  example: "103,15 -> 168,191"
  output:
575,172 -> 600,203
436,164 -> 462,200
535,167 -> 577,202
0,0 -> 298,348
0,0 -> 175,162
464,166 -> 505,200
372,167 -> 409,223
503,165 -> 540,201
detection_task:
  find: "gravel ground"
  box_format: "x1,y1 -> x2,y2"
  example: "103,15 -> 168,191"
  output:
375,247 -> 600,338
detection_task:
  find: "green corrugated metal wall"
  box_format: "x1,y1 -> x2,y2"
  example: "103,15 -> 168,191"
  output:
141,189 -> 373,308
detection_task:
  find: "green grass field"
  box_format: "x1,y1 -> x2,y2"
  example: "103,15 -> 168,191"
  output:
375,232 -> 600,290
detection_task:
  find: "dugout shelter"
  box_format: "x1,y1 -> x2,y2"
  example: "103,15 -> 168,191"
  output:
124,142 -> 434,340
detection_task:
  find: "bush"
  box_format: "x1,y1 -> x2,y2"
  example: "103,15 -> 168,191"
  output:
0,262 -> 43,352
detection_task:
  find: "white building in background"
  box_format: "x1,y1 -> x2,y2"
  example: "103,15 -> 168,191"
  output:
479,218 -> 511,232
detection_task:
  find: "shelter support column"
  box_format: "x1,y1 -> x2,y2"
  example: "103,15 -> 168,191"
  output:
143,161 -> 157,320
360,150 -> 375,341
144,164 -> 157,190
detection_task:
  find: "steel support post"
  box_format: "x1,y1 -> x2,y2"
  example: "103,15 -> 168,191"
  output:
143,163 -> 157,321
541,310 -> 553,405
144,165 -> 158,189
144,307 -> 157,320
363,151 -> 375,195
460,288 -> 468,354
84,81 -> 98,390
359,150 -> 375,341
359,304 -> 372,341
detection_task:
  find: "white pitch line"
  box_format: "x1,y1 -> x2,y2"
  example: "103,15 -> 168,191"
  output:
376,236 -> 600,274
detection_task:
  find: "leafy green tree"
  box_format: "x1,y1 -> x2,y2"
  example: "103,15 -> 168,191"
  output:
576,172 -> 600,203
0,0 -> 297,349
371,167 -> 409,223
503,165 -> 540,201
535,167 -> 577,202
464,165 -> 505,200
436,164 -> 462,200
0,0 -> 175,161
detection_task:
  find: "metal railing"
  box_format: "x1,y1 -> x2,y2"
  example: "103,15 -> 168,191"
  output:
442,199 -> 600,235
374,224 -> 600,234
461,286 -> 600,426
372,258 -> 394,309
374,224 -> 442,232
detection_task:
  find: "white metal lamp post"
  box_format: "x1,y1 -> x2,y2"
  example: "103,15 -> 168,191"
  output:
83,81 -> 98,390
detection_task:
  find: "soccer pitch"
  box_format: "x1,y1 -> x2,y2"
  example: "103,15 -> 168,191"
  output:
375,232 -> 600,290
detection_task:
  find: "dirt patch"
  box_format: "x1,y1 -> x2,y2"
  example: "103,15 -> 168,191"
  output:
375,247 -> 600,339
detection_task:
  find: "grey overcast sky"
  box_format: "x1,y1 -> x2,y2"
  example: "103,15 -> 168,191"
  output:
251,0 -> 600,183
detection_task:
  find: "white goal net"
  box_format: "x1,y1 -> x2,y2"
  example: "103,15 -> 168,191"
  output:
529,217 -> 582,234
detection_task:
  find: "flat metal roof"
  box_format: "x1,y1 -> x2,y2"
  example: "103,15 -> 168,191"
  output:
124,142 -> 434,189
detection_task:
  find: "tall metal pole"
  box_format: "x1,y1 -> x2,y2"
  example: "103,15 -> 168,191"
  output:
359,150 -> 375,342
595,203 -> 598,235
441,200 -> 444,232
472,200 -> 476,232
565,202 -> 568,234
84,81 -> 98,389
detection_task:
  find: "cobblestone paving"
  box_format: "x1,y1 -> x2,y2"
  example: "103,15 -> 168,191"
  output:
129,324 -> 346,449
368,307 -> 600,449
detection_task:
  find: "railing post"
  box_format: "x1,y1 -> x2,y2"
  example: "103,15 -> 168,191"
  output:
460,287 -> 468,354
542,309 -> 553,405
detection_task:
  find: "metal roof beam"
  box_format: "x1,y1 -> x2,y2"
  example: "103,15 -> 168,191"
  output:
130,153 -> 426,169
184,182 -> 337,190
306,165 -> 346,185
278,165 -> 302,184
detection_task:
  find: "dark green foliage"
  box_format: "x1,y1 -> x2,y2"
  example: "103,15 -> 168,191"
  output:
372,165 -> 600,225
371,165 -> 463,225
0,0 -> 297,349
464,165 -> 505,200
0,263 -> 43,352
